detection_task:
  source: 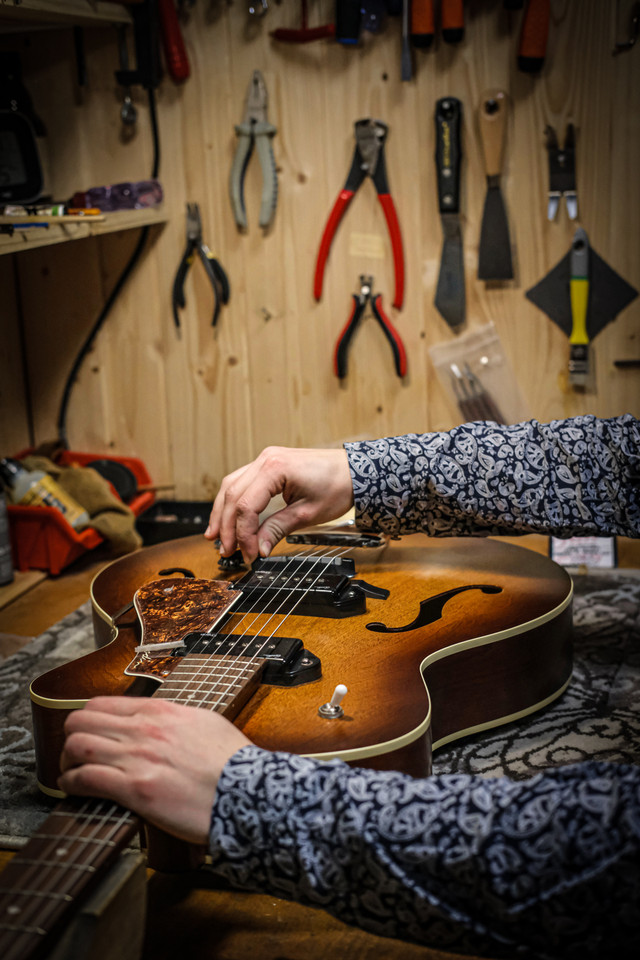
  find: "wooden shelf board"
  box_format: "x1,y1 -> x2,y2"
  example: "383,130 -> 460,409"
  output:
0,207 -> 167,254
0,0 -> 131,29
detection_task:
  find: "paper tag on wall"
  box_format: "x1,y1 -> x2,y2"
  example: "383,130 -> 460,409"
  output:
550,536 -> 617,569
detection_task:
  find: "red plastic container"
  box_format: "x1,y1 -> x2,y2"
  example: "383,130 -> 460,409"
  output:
6,450 -> 155,575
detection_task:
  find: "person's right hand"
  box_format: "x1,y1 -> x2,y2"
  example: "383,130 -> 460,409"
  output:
205,446 -> 354,563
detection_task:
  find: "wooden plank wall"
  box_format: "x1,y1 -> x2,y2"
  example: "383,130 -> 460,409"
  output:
1,0 -> 639,499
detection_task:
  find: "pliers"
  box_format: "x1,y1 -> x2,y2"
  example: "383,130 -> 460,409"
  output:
229,70 -> 278,230
172,203 -> 230,329
314,119 -> 405,309
334,275 -> 407,379
545,123 -> 577,221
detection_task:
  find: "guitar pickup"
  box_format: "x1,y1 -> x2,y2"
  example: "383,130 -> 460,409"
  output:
230,555 -> 388,618
175,632 -> 321,686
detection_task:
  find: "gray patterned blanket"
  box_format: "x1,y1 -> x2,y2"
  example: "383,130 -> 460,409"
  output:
1,573 -> 638,847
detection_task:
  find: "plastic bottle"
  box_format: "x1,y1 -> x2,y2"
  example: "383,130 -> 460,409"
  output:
0,458 -> 89,530
0,491 -> 14,585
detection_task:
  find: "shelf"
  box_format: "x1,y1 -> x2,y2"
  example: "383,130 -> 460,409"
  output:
0,0 -> 132,30
0,206 -> 166,254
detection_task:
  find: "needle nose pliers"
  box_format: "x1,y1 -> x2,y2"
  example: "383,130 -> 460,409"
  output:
314,118 -> 405,309
172,203 -> 230,329
334,275 -> 407,379
230,70 -> 278,230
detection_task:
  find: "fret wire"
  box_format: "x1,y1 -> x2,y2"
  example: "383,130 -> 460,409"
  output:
0,888 -> 73,901
0,920 -> 47,935
30,833 -> 117,847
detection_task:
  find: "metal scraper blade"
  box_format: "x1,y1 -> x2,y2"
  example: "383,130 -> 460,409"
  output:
435,215 -> 465,328
478,181 -> 513,281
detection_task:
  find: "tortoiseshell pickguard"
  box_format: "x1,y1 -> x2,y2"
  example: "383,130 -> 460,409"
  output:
125,578 -> 238,680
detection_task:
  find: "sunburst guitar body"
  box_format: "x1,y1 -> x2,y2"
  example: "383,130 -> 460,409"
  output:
30,529 -> 573,794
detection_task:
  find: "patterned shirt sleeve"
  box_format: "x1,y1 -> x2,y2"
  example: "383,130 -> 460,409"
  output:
344,415 -> 640,539
210,749 -> 640,958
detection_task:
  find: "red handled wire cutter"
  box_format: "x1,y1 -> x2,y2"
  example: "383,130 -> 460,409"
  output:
314,119 -> 405,309
334,275 -> 407,379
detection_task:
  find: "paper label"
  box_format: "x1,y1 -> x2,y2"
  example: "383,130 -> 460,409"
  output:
550,536 -> 616,569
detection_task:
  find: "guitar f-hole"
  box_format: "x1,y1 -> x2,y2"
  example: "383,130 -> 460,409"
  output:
158,567 -> 196,578
366,584 -> 502,634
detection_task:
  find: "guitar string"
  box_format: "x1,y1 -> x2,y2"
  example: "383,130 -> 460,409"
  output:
165,545 -> 351,712
149,545 -> 333,703
3,545 -> 352,945
0,797 -> 136,947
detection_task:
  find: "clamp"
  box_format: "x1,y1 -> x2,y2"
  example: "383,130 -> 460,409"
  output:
314,118 -> 405,309
334,275 -> 407,379
230,70 -> 278,230
545,123 -> 578,221
172,203 -> 230,328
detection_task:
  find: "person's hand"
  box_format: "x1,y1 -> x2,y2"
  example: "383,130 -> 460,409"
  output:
205,446 -> 354,563
58,697 -> 251,845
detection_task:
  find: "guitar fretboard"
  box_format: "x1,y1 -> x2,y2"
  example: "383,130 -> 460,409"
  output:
0,798 -> 138,960
153,654 -> 265,719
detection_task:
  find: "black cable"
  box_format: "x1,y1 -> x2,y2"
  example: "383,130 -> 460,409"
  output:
57,83 -> 160,448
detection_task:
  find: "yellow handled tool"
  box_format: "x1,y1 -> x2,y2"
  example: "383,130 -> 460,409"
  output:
568,227 -> 590,386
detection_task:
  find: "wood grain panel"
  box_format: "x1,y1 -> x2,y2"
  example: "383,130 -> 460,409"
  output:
0,0 -> 638,497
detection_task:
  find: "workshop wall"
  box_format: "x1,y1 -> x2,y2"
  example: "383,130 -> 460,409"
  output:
1,0 -> 639,499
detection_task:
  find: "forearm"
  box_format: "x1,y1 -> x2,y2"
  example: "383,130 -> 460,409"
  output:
209,748 -> 640,957
345,415 -> 640,539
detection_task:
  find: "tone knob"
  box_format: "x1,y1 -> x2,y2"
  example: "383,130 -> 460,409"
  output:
318,683 -> 348,719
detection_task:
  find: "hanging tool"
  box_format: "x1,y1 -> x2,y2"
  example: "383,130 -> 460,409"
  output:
450,363 -> 506,422
172,203 -> 230,329
411,0 -> 434,48
525,227 -> 638,388
230,70 -> 278,231
314,118 -> 405,308
335,0 -> 362,43
116,25 -> 138,128
442,0 -> 465,43
545,123 -> 577,221
401,0 -> 412,80
157,0 -> 190,83
568,228 -> 590,386
270,0 -> 335,42
477,90 -> 513,281
434,97 -> 465,329
518,0 -> 550,72
613,1 -> 640,54
334,275 -> 407,379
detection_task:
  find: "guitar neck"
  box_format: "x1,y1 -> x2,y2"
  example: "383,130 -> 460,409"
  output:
151,653 -> 266,719
0,798 -> 139,960
0,653 -> 265,958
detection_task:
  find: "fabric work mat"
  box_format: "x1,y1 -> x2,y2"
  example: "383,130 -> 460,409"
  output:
1,574 -> 639,847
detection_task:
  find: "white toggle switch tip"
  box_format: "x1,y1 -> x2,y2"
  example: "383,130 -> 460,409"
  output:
330,684 -> 348,706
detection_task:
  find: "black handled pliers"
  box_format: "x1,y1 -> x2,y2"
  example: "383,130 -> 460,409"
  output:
334,275 -> 407,379
172,203 -> 230,329
314,119 -> 405,309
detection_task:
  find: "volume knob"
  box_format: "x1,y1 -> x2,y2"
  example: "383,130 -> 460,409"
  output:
318,684 -> 348,719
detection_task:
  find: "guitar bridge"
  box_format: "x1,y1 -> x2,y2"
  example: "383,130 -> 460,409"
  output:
175,632 -> 321,686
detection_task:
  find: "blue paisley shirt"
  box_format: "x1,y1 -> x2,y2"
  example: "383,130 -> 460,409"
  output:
210,416 -> 640,958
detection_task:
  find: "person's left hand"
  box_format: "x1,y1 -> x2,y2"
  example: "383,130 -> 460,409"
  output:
58,697 -> 252,845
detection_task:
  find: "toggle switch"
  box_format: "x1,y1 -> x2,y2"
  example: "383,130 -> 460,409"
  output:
318,683 -> 348,719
